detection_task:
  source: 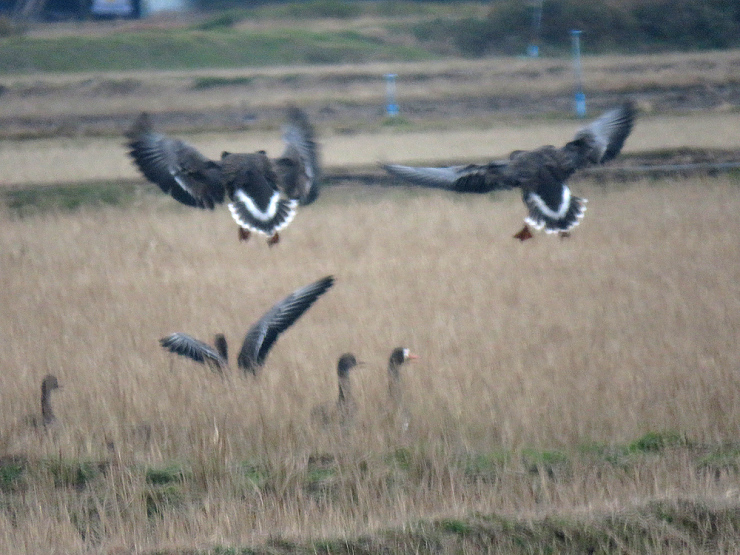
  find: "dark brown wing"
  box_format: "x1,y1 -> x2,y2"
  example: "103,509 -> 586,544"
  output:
160,333 -> 228,373
281,106 -> 321,205
237,276 -> 335,375
382,161 -> 513,194
127,113 -> 225,209
563,100 -> 636,168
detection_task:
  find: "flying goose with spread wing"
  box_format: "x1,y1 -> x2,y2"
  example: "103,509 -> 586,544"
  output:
382,101 -> 636,240
160,275 -> 335,376
126,105 -> 320,245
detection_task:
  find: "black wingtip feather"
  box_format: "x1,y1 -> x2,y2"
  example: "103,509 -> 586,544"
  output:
126,112 -> 152,140
600,100 -> 637,164
316,275 -> 335,291
160,333 -> 209,364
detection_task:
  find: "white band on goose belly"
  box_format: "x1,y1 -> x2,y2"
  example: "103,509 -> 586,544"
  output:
232,189 -> 281,222
227,199 -> 297,235
530,185 -> 571,221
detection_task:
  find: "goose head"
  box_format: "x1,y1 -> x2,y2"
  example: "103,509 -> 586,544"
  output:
337,353 -> 363,377
41,374 -> 61,395
389,347 -> 418,367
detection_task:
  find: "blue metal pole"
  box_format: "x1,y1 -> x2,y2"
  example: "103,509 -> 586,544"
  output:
385,73 -> 399,117
570,30 -> 586,117
527,0 -> 544,58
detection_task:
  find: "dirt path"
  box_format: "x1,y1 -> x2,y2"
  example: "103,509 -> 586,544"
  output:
2,82 -> 739,141
1,111 -> 739,188
2,49 -> 740,187
2,49 -> 740,140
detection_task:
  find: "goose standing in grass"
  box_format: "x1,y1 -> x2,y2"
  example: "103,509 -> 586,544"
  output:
160,275 -> 335,376
382,101 -> 636,240
27,374 -> 62,428
387,347 -> 419,432
126,105 -> 321,245
311,353 -> 364,428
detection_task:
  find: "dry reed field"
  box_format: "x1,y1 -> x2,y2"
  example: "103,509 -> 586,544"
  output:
2,36 -> 740,552
2,170 -> 740,552
2,110 -> 740,187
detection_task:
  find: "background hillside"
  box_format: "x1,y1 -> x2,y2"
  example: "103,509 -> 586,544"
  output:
1,0 -> 739,71
184,0 -> 740,55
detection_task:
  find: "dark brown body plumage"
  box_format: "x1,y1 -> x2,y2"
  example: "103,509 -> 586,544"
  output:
126,106 -> 320,243
383,101 -> 636,238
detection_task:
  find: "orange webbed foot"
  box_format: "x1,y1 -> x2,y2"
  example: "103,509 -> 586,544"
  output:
267,233 -> 280,247
513,225 -> 533,242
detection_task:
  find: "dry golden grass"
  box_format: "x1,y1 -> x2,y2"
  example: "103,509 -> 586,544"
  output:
2,110 -> 739,187
1,174 -> 739,552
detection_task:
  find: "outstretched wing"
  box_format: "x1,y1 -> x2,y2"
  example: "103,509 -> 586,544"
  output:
237,275 -> 335,375
565,100 -> 636,167
382,161 -> 512,194
127,113 -> 225,209
280,106 -> 321,205
160,333 -> 228,372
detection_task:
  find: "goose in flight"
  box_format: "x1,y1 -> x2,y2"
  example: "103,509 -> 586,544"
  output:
126,105 -> 320,245
160,275 -> 335,376
382,101 -> 636,240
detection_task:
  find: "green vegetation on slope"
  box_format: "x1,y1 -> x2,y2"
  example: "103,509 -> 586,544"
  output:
2,182 -> 142,216
298,499 -> 740,554
0,29 -> 433,73
1,0 -> 737,73
3,434 -> 740,554
415,0 -> 740,57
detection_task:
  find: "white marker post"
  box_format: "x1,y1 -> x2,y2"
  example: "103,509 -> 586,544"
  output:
385,73 -> 399,117
571,30 -> 586,118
